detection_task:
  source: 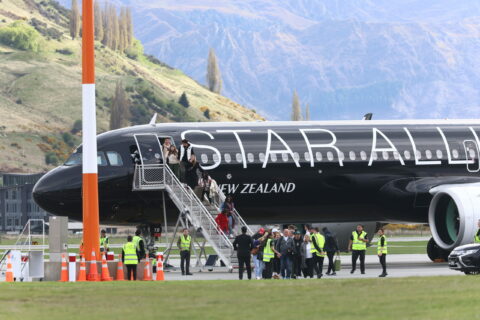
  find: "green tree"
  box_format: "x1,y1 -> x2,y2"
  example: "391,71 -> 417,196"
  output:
94,0 -> 104,41
70,0 -> 80,40
178,92 -> 190,108
291,90 -> 301,121
0,21 -> 44,52
71,119 -> 82,134
110,81 -> 130,130
206,48 -> 222,94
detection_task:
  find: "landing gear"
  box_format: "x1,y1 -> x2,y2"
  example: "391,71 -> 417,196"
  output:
464,270 -> 480,275
426,237 -> 450,262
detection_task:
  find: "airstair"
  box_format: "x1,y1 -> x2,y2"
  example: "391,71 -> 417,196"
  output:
132,163 -> 251,269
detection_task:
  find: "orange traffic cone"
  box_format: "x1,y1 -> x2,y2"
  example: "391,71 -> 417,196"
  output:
87,251 -> 100,281
143,256 -> 152,281
116,254 -> 125,281
77,255 -> 87,282
59,254 -> 68,282
155,253 -> 164,281
101,252 -> 112,281
5,253 -> 14,282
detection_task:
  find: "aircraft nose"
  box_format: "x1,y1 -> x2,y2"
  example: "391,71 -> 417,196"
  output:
33,167 -> 82,215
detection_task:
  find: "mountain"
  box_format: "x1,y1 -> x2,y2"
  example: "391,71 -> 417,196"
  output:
0,0 -> 262,173
58,0 -> 480,120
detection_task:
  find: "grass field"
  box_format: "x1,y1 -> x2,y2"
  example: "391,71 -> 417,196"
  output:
0,276 -> 478,319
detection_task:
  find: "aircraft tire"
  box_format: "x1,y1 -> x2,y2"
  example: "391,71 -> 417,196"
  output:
426,237 -> 450,262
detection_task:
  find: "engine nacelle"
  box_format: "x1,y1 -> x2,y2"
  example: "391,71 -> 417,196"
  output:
429,183 -> 480,250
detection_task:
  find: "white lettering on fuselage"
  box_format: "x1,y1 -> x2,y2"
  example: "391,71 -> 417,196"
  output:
179,126 -> 479,169
219,183 -> 296,194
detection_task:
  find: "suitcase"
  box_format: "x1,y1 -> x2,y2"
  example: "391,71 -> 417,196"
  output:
205,254 -> 218,267
334,256 -> 341,271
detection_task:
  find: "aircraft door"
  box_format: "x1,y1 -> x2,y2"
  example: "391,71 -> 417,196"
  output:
463,140 -> 479,173
134,134 -> 163,165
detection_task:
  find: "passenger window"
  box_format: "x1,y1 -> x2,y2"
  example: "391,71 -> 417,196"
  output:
282,153 -> 288,162
404,150 -> 411,160
247,153 -> 254,163
315,152 -> 322,161
436,150 -> 443,159
236,153 -> 242,163
360,151 -> 367,161
259,153 -> 265,162
425,150 -> 432,159
339,151 -> 345,161
65,152 -> 108,166
97,152 -> 108,166
293,152 -> 300,162
382,151 -> 389,160
452,149 -> 459,159
106,151 -> 123,166
327,151 -> 334,161
271,153 -> 277,162
415,150 -> 421,159
213,153 -> 220,162
201,154 -> 208,164
224,153 -> 231,163
304,152 -> 311,161
349,151 -> 356,161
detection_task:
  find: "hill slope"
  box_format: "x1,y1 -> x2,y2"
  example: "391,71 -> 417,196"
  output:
0,0 -> 263,172
86,0 -> 480,120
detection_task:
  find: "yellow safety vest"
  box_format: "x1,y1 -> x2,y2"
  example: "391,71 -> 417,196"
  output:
180,235 -> 191,251
352,231 -> 367,251
100,236 -> 109,250
133,235 -> 142,251
263,239 -> 274,262
123,242 -> 138,265
377,235 -> 388,254
475,230 -> 480,243
310,233 -> 325,257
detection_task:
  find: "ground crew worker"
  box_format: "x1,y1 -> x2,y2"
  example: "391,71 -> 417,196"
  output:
262,231 -> 278,279
133,229 -> 146,260
310,227 -> 325,278
475,220 -> 480,243
348,224 -> 369,274
100,230 -> 109,254
122,235 -> 139,280
377,228 -> 388,277
177,228 -> 193,275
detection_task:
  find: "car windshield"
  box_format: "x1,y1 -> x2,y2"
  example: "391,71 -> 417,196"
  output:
64,152 -> 108,166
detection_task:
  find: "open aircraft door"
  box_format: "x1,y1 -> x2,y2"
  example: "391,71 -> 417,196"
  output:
133,133 -> 164,186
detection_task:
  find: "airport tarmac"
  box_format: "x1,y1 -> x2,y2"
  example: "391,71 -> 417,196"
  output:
164,254 -> 460,281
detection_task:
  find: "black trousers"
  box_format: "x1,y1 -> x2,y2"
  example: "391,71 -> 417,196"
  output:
303,258 -> 314,278
273,257 -> 280,274
379,254 -> 387,273
263,261 -> 273,279
126,265 -> 137,280
312,255 -> 324,277
352,250 -> 366,272
180,250 -> 190,274
238,255 -> 251,280
292,254 -> 302,277
326,251 -> 336,274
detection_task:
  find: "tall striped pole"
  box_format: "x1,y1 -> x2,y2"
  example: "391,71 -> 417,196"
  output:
82,0 -> 100,261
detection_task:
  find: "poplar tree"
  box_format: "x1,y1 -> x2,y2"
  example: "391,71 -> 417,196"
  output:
206,48 -> 222,94
94,0 -> 104,41
111,5 -> 119,51
126,7 -> 133,47
305,103 -> 310,120
70,0 -> 80,40
110,81 -> 130,130
291,90 -> 302,121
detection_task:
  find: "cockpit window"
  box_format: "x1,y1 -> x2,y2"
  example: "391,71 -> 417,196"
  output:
64,152 -> 108,166
106,151 -> 123,166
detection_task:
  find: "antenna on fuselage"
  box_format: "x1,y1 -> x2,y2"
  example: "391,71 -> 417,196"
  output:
149,113 -> 157,126
363,113 -> 373,120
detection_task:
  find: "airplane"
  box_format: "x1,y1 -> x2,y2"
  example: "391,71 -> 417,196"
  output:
32,118 -> 480,261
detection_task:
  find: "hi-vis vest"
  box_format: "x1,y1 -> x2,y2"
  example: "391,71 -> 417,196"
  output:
100,236 -> 109,250
352,231 -> 367,250
263,239 -> 274,262
133,235 -> 142,251
123,242 -> 138,265
475,230 -> 480,243
180,235 -> 191,251
377,235 -> 388,254
310,233 -> 325,257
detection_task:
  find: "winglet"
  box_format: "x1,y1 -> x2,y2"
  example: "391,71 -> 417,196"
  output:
363,113 -> 373,120
149,113 -> 157,126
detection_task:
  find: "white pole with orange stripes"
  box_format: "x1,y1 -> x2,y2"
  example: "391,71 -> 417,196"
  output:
82,0 -> 100,261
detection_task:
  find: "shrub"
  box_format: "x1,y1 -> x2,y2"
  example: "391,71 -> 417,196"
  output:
62,132 -> 75,147
0,21 -> 45,52
125,39 -> 144,60
203,109 -> 210,119
45,152 -> 59,165
56,48 -> 73,55
178,92 -> 190,108
71,119 -> 82,134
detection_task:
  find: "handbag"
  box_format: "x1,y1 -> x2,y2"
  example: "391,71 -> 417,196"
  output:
334,254 -> 341,271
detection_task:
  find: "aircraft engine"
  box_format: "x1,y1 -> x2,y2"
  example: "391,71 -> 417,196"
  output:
429,184 -> 480,251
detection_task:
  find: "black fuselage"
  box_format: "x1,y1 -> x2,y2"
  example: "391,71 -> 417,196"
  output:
33,120 -> 480,226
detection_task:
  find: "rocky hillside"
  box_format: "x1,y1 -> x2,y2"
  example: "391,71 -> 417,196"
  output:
81,0 -> 480,120
0,0 -> 263,173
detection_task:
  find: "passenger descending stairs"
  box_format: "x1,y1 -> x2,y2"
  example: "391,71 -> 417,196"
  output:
133,164 -> 252,269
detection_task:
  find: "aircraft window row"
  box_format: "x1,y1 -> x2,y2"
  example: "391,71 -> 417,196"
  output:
64,151 -> 123,166
199,147 -> 476,165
